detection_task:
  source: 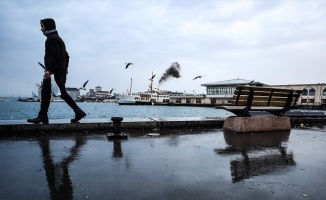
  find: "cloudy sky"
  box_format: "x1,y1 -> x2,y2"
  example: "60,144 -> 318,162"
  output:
0,0 -> 325,97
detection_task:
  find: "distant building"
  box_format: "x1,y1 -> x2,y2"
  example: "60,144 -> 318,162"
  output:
169,79 -> 264,106
85,86 -> 113,99
170,78 -> 326,109
201,79 -> 265,105
271,83 -> 326,108
37,81 -> 80,101
66,87 -> 79,100
86,89 -> 95,98
95,86 -> 102,93
96,90 -> 110,98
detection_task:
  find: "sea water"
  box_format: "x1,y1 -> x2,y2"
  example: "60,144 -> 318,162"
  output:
0,99 -> 232,120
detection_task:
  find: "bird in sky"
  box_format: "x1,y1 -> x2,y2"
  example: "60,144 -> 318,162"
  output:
246,80 -> 255,86
192,75 -> 205,80
149,74 -> 156,80
109,88 -> 114,94
125,63 -> 133,69
38,62 -> 46,70
78,80 -> 89,90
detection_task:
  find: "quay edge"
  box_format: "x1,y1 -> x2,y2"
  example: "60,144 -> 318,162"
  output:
0,117 -> 225,134
0,116 -> 326,134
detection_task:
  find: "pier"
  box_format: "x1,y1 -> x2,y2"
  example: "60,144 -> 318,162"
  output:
1,115 -> 326,134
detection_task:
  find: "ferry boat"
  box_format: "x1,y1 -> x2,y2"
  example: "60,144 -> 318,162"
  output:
118,91 -> 170,105
118,75 -> 171,105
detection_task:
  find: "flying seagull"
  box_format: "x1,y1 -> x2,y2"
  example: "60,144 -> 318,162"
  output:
109,88 -> 114,94
125,63 -> 133,69
78,80 -> 89,90
149,74 -> 156,81
247,80 -> 255,85
38,62 -> 46,70
192,75 -> 205,80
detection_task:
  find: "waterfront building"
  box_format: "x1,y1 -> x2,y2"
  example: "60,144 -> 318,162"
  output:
169,78 -> 326,109
84,87 -> 114,101
169,79 -> 264,106
49,87 -> 80,101
37,81 -> 80,101
66,87 -> 79,100
271,83 -> 326,109
201,79 -> 265,105
95,86 -> 102,93
96,90 -> 110,98
169,93 -> 206,104
94,86 -> 111,98
86,89 -> 95,98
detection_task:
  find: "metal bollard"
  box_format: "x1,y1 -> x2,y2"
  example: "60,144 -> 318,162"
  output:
107,117 -> 128,140
111,117 -> 123,134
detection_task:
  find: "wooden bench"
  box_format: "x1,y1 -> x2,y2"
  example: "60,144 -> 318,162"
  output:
219,86 -> 302,117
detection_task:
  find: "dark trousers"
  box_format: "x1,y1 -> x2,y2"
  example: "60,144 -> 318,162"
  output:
39,73 -> 78,116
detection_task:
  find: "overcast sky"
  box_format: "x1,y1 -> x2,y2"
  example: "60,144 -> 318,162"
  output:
0,0 -> 325,97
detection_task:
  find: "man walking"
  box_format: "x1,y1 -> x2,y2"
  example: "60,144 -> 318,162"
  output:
28,18 -> 86,124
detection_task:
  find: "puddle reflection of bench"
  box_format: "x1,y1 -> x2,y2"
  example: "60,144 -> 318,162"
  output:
215,131 -> 296,182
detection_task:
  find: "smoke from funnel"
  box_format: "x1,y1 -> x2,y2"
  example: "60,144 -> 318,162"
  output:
158,62 -> 181,85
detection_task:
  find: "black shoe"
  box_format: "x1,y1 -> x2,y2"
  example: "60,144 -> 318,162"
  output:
71,108 -> 86,123
27,115 -> 49,124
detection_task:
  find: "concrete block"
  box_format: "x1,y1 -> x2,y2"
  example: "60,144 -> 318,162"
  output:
223,116 -> 291,133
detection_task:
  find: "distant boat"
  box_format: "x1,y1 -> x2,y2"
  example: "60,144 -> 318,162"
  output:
118,94 -> 141,105
118,91 -> 171,105
17,97 -> 40,102
113,93 -> 125,101
102,99 -> 117,103
117,76 -> 170,105
51,99 -> 64,102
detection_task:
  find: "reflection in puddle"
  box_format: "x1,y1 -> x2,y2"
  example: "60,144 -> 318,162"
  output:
215,130 -> 296,183
38,135 -> 86,200
112,140 -> 123,158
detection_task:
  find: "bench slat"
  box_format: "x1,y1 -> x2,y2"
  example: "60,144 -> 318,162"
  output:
234,90 -> 293,97
231,100 -> 287,107
235,90 -> 300,96
236,86 -> 297,93
233,96 -> 289,102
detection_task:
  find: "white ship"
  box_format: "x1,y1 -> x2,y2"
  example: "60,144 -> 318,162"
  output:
118,75 -> 170,105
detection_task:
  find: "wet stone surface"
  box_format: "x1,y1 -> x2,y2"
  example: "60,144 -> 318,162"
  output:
0,128 -> 326,200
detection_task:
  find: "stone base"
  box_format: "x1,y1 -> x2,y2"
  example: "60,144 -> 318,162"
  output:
223,116 -> 291,133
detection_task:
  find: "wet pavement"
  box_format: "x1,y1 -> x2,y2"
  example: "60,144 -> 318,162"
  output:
1,128 -> 326,200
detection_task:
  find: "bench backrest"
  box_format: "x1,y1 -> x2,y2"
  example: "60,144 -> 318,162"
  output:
232,86 -> 302,108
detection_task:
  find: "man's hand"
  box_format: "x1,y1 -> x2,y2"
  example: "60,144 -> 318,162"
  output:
44,71 -> 52,79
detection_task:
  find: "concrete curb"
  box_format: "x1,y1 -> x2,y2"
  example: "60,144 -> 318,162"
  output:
0,117 -> 225,134
0,117 -> 325,134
